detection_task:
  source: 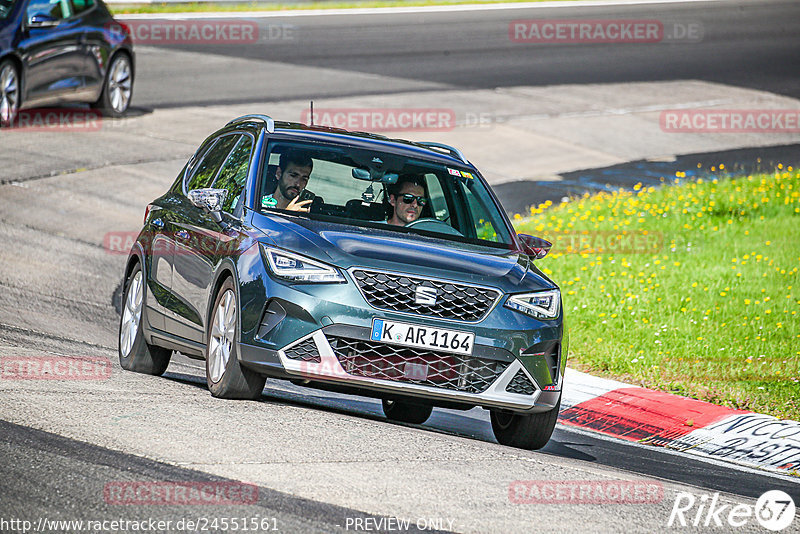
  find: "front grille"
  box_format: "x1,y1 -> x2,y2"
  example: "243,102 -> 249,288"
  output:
506,370 -> 536,396
351,269 -> 500,322
284,338 -> 321,363
328,336 -> 508,394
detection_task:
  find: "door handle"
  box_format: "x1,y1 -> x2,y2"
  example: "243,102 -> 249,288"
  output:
151,218 -> 164,229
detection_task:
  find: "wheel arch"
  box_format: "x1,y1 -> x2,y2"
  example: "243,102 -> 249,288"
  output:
206,260 -> 240,339
107,47 -> 135,81
123,245 -> 145,282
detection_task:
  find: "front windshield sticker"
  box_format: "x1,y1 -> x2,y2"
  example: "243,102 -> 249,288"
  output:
261,195 -> 278,208
447,168 -> 461,176
460,171 -> 474,179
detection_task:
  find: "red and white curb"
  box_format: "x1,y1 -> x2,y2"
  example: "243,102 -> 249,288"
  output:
560,369 -> 800,477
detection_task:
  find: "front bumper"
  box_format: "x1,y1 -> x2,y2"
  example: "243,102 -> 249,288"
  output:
237,262 -> 564,414
240,322 -> 562,414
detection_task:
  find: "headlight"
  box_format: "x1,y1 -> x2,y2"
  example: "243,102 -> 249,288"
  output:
261,245 -> 345,283
505,289 -> 560,319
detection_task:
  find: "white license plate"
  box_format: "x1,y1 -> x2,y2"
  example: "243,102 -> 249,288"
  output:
370,319 -> 474,355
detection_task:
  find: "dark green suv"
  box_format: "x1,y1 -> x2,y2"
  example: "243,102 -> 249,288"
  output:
119,114 -> 564,449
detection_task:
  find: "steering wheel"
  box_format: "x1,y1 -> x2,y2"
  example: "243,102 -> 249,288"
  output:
405,217 -> 464,236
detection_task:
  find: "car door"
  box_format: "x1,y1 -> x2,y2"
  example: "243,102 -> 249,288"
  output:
19,0 -> 86,102
66,0 -> 100,94
167,133 -> 241,344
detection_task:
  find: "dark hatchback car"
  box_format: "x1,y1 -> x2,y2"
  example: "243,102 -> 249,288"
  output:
0,0 -> 133,127
119,115 -> 565,449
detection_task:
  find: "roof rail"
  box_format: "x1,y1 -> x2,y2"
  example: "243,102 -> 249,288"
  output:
226,114 -> 275,133
416,141 -> 468,164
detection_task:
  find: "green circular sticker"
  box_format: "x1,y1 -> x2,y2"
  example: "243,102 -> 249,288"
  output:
261,195 -> 278,208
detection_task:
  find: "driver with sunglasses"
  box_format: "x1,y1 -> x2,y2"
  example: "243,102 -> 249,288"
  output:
387,175 -> 428,226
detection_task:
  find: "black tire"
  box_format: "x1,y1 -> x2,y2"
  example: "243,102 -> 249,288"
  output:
382,398 -> 433,425
490,395 -> 561,450
93,52 -> 133,117
118,264 -> 172,375
205,278 -> 265,399
0,59 -> 20,128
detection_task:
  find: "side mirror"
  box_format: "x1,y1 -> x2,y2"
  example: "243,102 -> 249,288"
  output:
28,13 -> 60,27
188,188 -> 227,223
518,234 -> 552,260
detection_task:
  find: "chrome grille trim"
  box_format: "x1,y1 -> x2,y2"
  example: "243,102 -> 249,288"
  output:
348,268 -> 501,323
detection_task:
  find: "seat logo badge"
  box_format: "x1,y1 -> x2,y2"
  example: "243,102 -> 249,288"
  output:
414,286 -> 438,306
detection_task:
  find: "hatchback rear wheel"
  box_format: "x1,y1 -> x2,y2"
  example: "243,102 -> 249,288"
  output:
206,278 -> 266,399
94,53 -> 132,117
0,60 -> 20,128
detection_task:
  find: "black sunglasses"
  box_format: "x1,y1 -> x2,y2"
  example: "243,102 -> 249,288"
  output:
400,194 -> 428,206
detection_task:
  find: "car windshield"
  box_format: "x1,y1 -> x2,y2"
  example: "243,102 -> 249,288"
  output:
0,0 -> 16,18
260,140 -> 515,249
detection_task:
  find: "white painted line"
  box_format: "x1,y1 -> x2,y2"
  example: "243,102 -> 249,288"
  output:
112,0 -> 727,20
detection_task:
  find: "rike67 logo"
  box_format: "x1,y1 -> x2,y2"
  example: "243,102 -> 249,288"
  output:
668,490 -> 795,531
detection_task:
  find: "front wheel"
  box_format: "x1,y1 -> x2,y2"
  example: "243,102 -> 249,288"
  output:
94,53 -> 133,117
382,399 -> 433,425
206,278 -> 265,399
0,60 -> 20,128
490,395 -> 561,450
119,265 -> 172,375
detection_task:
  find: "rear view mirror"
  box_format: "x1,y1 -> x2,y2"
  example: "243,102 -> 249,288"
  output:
351,168 -> 398,183
518,234 -> 552,260
188,188 -> 227,223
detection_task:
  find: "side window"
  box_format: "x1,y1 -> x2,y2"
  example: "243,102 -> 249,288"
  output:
27,0 -> 72,21
213,136 -> 253,213
425,174 -> 450,222
185,135 -> 239,192
70,0 -> 93,14
461,182 -> 504,243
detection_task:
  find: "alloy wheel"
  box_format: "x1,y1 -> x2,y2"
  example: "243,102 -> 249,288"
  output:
107,56 -> 132,113
119,271 -> 143,357
208,290 -> 236,383
0,64 -> 19,126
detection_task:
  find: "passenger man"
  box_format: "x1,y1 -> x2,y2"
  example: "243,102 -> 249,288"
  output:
271,150 -> 314,212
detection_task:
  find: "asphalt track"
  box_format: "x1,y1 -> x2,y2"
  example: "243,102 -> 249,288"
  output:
131,0 -> 800,109
1,0 -> 800,532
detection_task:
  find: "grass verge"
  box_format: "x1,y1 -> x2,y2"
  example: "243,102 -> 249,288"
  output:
513,166 -> 800,421
110,0 -> 577,15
